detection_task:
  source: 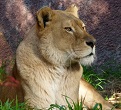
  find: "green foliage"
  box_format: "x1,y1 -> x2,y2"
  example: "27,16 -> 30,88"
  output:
83,66 -> 106,90
0,95 -> 105,110
0,98 -> 30,110
83,62 -> 121,91
100,60 -> 121,81
48,95 -> 103,110
101,65 -> 121,80
113,103 -> 121,109
92,103 -> 102,110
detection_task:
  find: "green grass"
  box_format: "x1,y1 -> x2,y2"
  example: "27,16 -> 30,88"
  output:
83,66 -> 106,90
0,98 -> 31,110
48,96 -> 103,110
0,97 -> 103,110
83,63 -> 121,92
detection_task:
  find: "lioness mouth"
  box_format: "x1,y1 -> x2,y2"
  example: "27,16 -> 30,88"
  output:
74,53 -> 94,61
83,52 -> 94,58
87,53 -> 93,57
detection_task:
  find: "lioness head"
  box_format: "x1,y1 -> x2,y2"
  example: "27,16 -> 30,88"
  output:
36,5 -> 96,66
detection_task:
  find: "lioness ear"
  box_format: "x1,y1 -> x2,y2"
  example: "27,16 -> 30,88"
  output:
66,4 -> 79,18
36,7 -> 54,30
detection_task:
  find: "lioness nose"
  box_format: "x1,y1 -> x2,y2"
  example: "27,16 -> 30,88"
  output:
86,40 -> 95,48
84,33 -> 96,48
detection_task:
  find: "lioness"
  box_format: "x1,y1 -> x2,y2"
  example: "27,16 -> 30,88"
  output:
15,5 -> 113,109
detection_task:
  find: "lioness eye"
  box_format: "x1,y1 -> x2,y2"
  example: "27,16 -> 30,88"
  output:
64,27 -> 73,32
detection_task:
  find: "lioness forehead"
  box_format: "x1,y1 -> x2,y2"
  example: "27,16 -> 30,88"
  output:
53,10 -> 85,27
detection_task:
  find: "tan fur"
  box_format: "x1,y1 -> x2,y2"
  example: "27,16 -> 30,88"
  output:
79,79 -> 113,109
15,5 -> 113,109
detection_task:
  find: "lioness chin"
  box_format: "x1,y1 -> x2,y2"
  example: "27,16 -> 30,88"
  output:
14,4 -> 114,110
